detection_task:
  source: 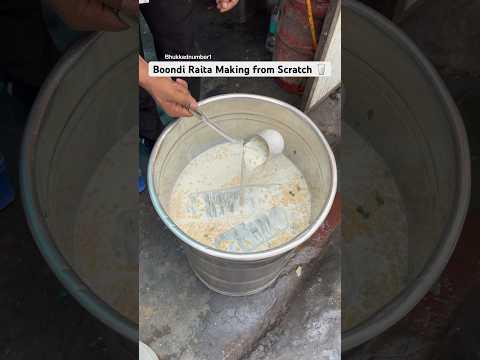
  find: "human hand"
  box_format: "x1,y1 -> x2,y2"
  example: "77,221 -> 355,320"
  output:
216,0 -> 240,13
144,77 -> 198,118
48,0 -> 137,31
139,56 -> 197,117
103,0 -> 138,17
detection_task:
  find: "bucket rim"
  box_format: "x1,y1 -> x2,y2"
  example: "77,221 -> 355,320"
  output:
147,93 -> 338,262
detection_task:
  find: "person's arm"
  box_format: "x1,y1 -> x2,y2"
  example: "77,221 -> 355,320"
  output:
216,0 -> 240,13
139,56 -> 197,118
47,0 -> 131,31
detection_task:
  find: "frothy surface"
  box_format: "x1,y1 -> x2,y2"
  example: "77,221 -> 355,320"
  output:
168,142 -> 311,252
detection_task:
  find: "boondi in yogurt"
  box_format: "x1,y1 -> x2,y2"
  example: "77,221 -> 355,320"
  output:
168,142 -> 311,253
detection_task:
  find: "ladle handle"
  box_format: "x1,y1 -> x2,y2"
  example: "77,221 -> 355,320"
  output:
190,107 -> 241,144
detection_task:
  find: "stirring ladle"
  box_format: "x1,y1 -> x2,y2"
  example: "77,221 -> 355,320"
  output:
189,107 -> 285,164
190,107 -> 241,144
189,106 -> 285,206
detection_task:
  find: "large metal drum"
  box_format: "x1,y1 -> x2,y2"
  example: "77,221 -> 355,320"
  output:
21,29 -> 138,342
342,0 -> 470,350
148,94 -> 337,296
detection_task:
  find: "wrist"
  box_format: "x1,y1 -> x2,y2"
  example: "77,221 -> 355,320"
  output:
139,56 -> 152,90
140,75 -> 152,92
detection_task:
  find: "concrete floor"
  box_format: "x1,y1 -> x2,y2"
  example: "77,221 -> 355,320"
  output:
140,192 -> 340,360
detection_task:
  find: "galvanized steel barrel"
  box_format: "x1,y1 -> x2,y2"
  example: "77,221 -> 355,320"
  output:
21,29 -> 138,342
342,0 -> 470,351
148,94 -> 337,296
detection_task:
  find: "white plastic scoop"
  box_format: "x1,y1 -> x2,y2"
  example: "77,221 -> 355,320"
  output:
190,107 -> 285,169
243,129 -> 285,171
139,341 -> 159,360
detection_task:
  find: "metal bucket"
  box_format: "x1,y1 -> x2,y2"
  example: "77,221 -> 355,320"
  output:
342,0 -> 470,350
148,94 -> 337,296
21,29 -> 138,342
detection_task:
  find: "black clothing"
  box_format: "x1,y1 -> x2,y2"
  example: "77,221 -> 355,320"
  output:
0,1 -> 59,106
139,0 -> 200,141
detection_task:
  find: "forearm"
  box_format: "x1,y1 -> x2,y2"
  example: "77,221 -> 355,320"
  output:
139,55 -> 151,90
137,56 -> 196,118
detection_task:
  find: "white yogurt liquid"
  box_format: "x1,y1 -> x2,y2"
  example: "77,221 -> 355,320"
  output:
168,142 -> 311,253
